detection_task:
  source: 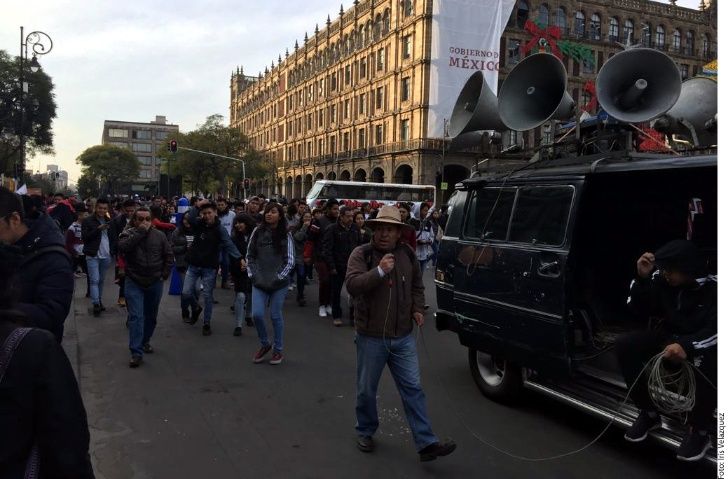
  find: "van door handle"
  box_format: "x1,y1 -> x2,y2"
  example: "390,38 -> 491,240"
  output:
537,261 -> 560,275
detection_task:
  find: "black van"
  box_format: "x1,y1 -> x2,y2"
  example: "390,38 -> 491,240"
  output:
434,151 -> 717,457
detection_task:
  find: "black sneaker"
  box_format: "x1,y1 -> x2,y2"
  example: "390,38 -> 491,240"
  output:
230,305 -> 235,312
233,326 -> 242,336
676,430 -> 711,462
357,435 -> 374,453
143,343 -> 154,354
245,317 -> 254,327
93,304 -> 102,317
202,324 -> 212,336
182,310 -> 190,322
190,305 -> 203,325
100,302 -> 107,311
624,410 -> 661,442
129,355 -> 143,368
419,439 -> 457,462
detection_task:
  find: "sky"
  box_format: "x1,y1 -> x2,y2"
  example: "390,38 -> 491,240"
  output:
0,0 -> 706,183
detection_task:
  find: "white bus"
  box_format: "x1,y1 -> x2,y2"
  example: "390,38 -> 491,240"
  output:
306,180 -> 436,210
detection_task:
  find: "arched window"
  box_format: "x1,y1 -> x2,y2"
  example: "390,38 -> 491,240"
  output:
516,0 -> 530,28
574,11 -> 585,37
383,9 -> 391,34
642,23 -> 652,47
374,14 -> 382,40
365,21 -> 371,44
686,30 -> 694,55
590,13 -> 601,40
538,4 -> 549,26
608,17 -> 619,41
655,25 -> 665,49
623,19 -> 634,43
702,33 -> 711,58
673,29 -> 681,51
403,0 -> 413,17
555,7 -> 567,33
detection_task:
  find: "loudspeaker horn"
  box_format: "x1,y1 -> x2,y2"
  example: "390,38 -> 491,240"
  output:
497,53 -> 575,132
596,48 -> 682,124
449,71 -> 506,136
652,76 -> 717,147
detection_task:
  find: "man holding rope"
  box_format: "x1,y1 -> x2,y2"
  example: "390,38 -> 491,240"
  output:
616,239 -> 717,461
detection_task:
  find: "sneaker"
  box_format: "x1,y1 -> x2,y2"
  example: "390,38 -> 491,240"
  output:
325,305 -> 333,316
318,305 -> 327,317
142,343 -> 154,354
333,318 -> 343,327
418,439 -> 457,462
233,326 -> 242,336
357,435 -> 374,453
624,410 -> 661,442
288,285 -> 294,291
269,351 -> 283,365
100,302 -> 107,311
117,297 -> 126,307
230,305 -> 235,312
253,344 -> 272,363
190,305 -> 203,325
676,430 -> 711,462
129,355 -> 143,368
202,324 -> 212,336
92,304 -> 102,317
245,317 -> 254,327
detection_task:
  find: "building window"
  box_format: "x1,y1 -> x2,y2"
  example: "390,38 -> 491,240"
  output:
538,4 -> 548,26
136,156 -> 152,166
343,132 -> 350,151
582,50 -> 595,74
655,25 -> 665,49
574,11 -> 585,37
680,64 -> 689,80
402,34 -> 412,59
318,138 -> 324,155
345,65 -> 351,85
139,170 -> 152,179
344,99 -> 351,119
400,119 -> 410,141
108,128 -> 128,138
508,39 -> 521,64
358,128 -> 366,148
331,73 -> 337,91
376,87 -> 384,110
132,143 -> 152,153
673,29 -> 681,51
516,0 -> 529,29
403,0 -> 413,17
702,33 -> 711,58
359,93 -> 366,115
155,131 -> 170,140
359,59 -> 367,80
401,77 -> 411,102
377,48 -> 385,71
623,19 -> 634,43
329,135 -> 336,154
555,7 -> 567,33
375,125 -> 384,145
642,23 -> 652,47
132,130 -> 151,140
685,30 -> 694,55
608,17 -> 618,42
318,109 -> 324,128
590,13 -> 601,40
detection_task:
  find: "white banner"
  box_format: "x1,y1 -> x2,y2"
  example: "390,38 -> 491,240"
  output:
427,0 -> 515,138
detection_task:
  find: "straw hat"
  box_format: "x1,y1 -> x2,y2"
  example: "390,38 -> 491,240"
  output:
365,204 -> 413,229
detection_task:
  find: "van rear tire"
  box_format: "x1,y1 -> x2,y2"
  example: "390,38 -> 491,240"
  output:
468,348 -> 523,403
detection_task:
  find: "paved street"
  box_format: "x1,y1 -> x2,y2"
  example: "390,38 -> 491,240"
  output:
66,270 -> 715,479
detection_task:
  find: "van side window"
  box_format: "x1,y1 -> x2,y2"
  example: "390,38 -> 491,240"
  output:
444,190 -> 466,237
464,187 -> 516,240
509,186 -> 574,246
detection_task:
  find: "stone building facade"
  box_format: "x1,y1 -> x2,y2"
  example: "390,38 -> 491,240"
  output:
229,0 -> 717,199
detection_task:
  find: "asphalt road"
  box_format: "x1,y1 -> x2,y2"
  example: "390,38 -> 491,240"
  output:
68,270 -> 716,479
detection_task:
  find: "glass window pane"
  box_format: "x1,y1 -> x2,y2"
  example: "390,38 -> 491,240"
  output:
509,186 -> 574,246
464,188 -> 516,240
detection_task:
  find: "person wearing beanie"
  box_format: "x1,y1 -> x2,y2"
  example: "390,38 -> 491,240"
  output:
616,239 -> 716,461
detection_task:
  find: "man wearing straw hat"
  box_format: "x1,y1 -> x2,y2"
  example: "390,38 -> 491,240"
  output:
345,204 -> 456,462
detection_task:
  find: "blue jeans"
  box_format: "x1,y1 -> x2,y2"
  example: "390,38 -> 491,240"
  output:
219,250 -> 230,285
86,256 -> 112,306
125,278 -> 163,357
252,285 -> 288,353
182,265 -> 217,324
234,292 -> 247,327
355,332 -> 439,451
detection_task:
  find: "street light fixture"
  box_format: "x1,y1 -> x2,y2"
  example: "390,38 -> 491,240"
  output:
18,26 -> 53,181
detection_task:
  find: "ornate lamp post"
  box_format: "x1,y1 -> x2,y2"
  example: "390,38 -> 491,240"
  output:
18,27 -> 53,180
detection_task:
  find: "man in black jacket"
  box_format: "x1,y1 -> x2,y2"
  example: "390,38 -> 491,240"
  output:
110,199 -> 137,307
0,188 -> 74,342
182,201 -> 243,336
321,206 -> 360,326
309,198 -> 339,318
617,239 -> 717,461
118,207 -> 173,367
81,198 -> 114,316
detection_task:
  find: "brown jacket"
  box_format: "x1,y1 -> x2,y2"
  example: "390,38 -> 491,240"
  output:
345,243 -> 425,338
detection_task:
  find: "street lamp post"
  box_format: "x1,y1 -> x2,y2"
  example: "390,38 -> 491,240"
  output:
18,26 -> 53,181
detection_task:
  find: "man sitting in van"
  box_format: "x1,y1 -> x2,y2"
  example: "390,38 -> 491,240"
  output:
616,240 -> 716,462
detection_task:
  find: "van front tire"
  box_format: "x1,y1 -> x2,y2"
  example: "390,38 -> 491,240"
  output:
468,348 -> 523,403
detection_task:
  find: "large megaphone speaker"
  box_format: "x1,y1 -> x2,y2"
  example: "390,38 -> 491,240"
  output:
652,76 -> 717,147
498,53 -> 575,132
596,48 -> 682,124
449,71 -> 506,136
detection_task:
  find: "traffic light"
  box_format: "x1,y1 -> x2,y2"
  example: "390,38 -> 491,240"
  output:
169,139 -> 178,153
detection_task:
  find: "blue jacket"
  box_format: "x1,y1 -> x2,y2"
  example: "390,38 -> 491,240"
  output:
15,214 -> 74,342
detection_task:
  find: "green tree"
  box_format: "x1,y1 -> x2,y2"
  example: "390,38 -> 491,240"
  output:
157,114 -> 266,196
0,49 -> 57,175
76,145 -> 140,196
77,173 -> 100,199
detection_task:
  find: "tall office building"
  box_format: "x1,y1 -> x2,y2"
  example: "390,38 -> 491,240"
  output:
230,0 -> 716,199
